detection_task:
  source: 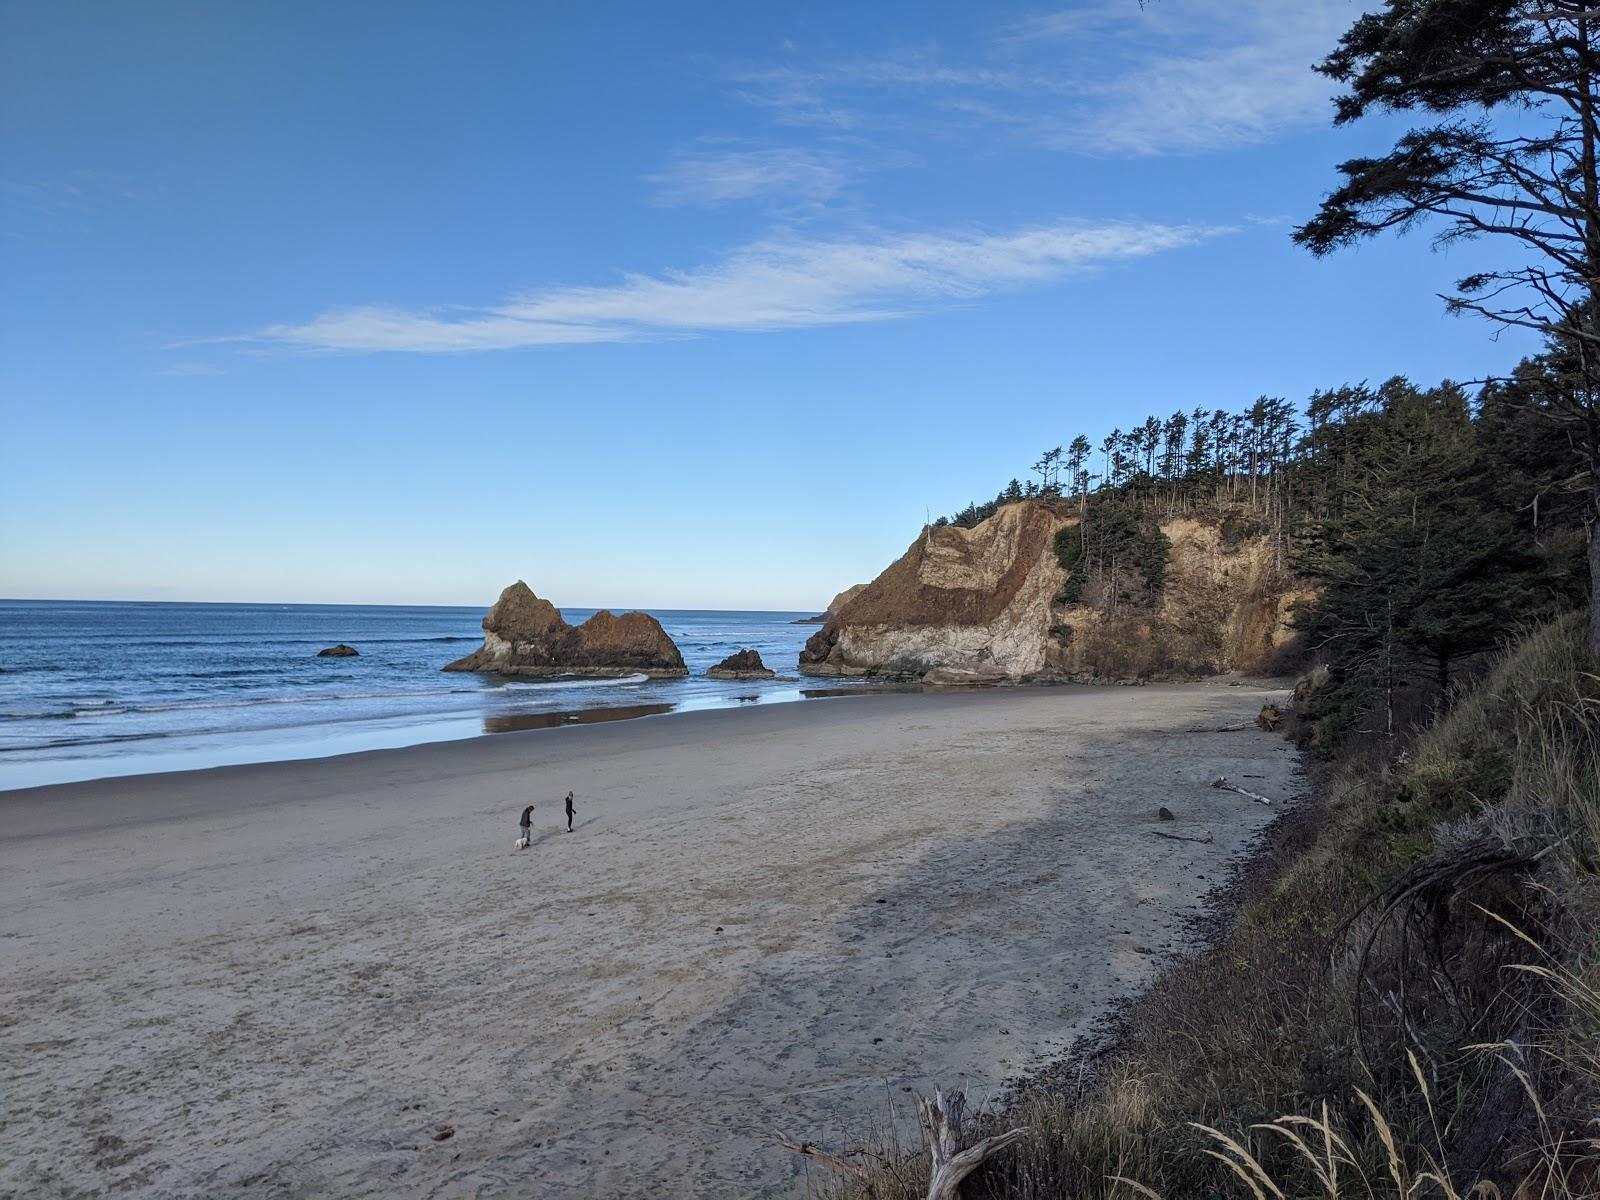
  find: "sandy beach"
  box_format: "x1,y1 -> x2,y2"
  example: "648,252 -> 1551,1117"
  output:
2,683 -> 1300,1199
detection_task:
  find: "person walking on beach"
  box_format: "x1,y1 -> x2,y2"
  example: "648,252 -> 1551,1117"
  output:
564,791 -> 575,833
518,803 -> 535,849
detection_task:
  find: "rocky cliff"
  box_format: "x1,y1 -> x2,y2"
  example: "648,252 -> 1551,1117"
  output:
798,500 -> 1304,682
444,581 -> 687,677
794,582 -> 869,624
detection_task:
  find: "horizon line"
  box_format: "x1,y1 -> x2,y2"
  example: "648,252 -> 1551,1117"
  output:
0,595 -> 821,614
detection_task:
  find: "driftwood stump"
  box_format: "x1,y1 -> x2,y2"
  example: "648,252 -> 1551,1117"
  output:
776,1088 -> 1025,1198
917,1089 -> 1026,1200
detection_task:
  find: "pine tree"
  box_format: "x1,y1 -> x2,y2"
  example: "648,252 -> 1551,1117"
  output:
1296,0 -> 1600,656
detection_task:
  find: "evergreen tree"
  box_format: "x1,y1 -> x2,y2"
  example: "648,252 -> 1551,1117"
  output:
1296,0 -> 1600,655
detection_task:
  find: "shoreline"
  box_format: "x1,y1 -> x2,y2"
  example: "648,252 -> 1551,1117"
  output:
3,682 -> 1301,1198
0,683 -> 923,807
0,680 -> 901,794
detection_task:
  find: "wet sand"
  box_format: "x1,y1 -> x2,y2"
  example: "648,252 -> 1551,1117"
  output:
1,682 -> 1300,1198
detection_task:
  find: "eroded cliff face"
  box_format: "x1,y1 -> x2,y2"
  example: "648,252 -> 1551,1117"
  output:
1062,516 -> 1310,680
799,502 -> 1070,678
445,581 -> 687,677
799,501 -> 1304,682
824,583 -> 867,617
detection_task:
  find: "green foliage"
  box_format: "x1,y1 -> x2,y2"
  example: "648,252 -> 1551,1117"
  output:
1136,523 -> 1169,597
1218,511 -> 1261,549
1295,377 -> 1571,711
830,619 -> 1600,1200
1048,501 -> 1171,612
1051,526 -> 1082,572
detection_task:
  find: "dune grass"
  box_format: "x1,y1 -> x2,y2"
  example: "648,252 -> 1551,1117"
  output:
817,615 -> 1600,1199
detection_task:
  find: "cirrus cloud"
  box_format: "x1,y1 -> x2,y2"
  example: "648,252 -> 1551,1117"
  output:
646,145 -> 845,207
247,218 -> 1230,354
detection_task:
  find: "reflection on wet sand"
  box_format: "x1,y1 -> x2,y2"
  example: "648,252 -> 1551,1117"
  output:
479,685 -> 921,737
482,704 -> 674,734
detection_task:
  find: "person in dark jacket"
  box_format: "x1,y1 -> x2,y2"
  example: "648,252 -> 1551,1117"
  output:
564,791 -> 575,832
518,804 -> 535,848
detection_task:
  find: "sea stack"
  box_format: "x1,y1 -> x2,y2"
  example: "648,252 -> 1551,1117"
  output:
706,648 -> 776,680
444,581 -> 687,677
317,644 -> 359,657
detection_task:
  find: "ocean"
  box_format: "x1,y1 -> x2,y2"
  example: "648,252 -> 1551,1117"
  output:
0,599 -> 861,790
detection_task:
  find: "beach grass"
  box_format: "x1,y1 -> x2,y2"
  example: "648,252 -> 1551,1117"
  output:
820,615 -> 1600,1199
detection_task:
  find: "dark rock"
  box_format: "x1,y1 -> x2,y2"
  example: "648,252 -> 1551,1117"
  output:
317,644 -> 359,657
706,648 -> 775,680
1157,806 -> 1176,821
444,581 -> 687,677
921,664 -> 1008,687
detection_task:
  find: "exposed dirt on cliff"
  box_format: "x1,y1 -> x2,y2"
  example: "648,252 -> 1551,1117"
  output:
802,501 -> 1306,681
1059,517 -> 1305,678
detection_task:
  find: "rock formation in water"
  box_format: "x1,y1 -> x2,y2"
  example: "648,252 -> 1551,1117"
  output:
793,583 -> 869,624
798,500 -> 1304,683
706,648 -> 776,680
444,581 -> 687,677
317,644 -> 359,657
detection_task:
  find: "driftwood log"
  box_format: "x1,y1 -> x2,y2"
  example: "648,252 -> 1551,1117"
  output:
1212,776 -> 1273,805
1153,829 -> 1214,845
771,1133 -> 874,1186
917,1089 -> 1026,1200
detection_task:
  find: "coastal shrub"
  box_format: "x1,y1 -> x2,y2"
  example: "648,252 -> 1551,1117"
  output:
1054,502 -> 1171,613
1053,574 -> 1084,606
820,616 -> 1600,1200
1052,526 -> 1083,573
1218,511 -> 1262,550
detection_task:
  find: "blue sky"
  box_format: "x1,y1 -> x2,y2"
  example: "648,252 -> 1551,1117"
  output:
0,1 -> 1540,609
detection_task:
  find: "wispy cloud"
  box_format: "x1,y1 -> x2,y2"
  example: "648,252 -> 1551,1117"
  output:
1048,2 -> 1357,155
731,1 -> 1370,157
248,219 -> 1229,353
647,145 -> 844,207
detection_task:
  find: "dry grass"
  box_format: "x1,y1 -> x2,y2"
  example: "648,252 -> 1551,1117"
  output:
815,615 -> 1600,1200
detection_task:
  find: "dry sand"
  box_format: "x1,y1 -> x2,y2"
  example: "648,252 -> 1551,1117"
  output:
2,682 -> 1301,1199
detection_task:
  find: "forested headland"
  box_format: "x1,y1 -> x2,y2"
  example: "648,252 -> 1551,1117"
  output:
937,351 -> 1588,745
821,3 -> 1600,1196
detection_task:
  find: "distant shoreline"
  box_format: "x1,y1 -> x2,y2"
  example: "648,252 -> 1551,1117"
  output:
0,602 -> 827,791
0,682 -> 905,796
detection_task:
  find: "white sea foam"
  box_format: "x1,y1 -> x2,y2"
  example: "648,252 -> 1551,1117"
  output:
497,673 -> 650,689
73,687 -> 479,717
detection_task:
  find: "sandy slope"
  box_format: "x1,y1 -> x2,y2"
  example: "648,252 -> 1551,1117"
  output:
1,683 -> 1300,1199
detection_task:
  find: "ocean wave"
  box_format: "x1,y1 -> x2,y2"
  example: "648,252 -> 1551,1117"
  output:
5,730 -> 169,752
185,668 -> 287,679
2,676 -> 652,722
46,687 -> 481,718
495,673 -> 650,689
